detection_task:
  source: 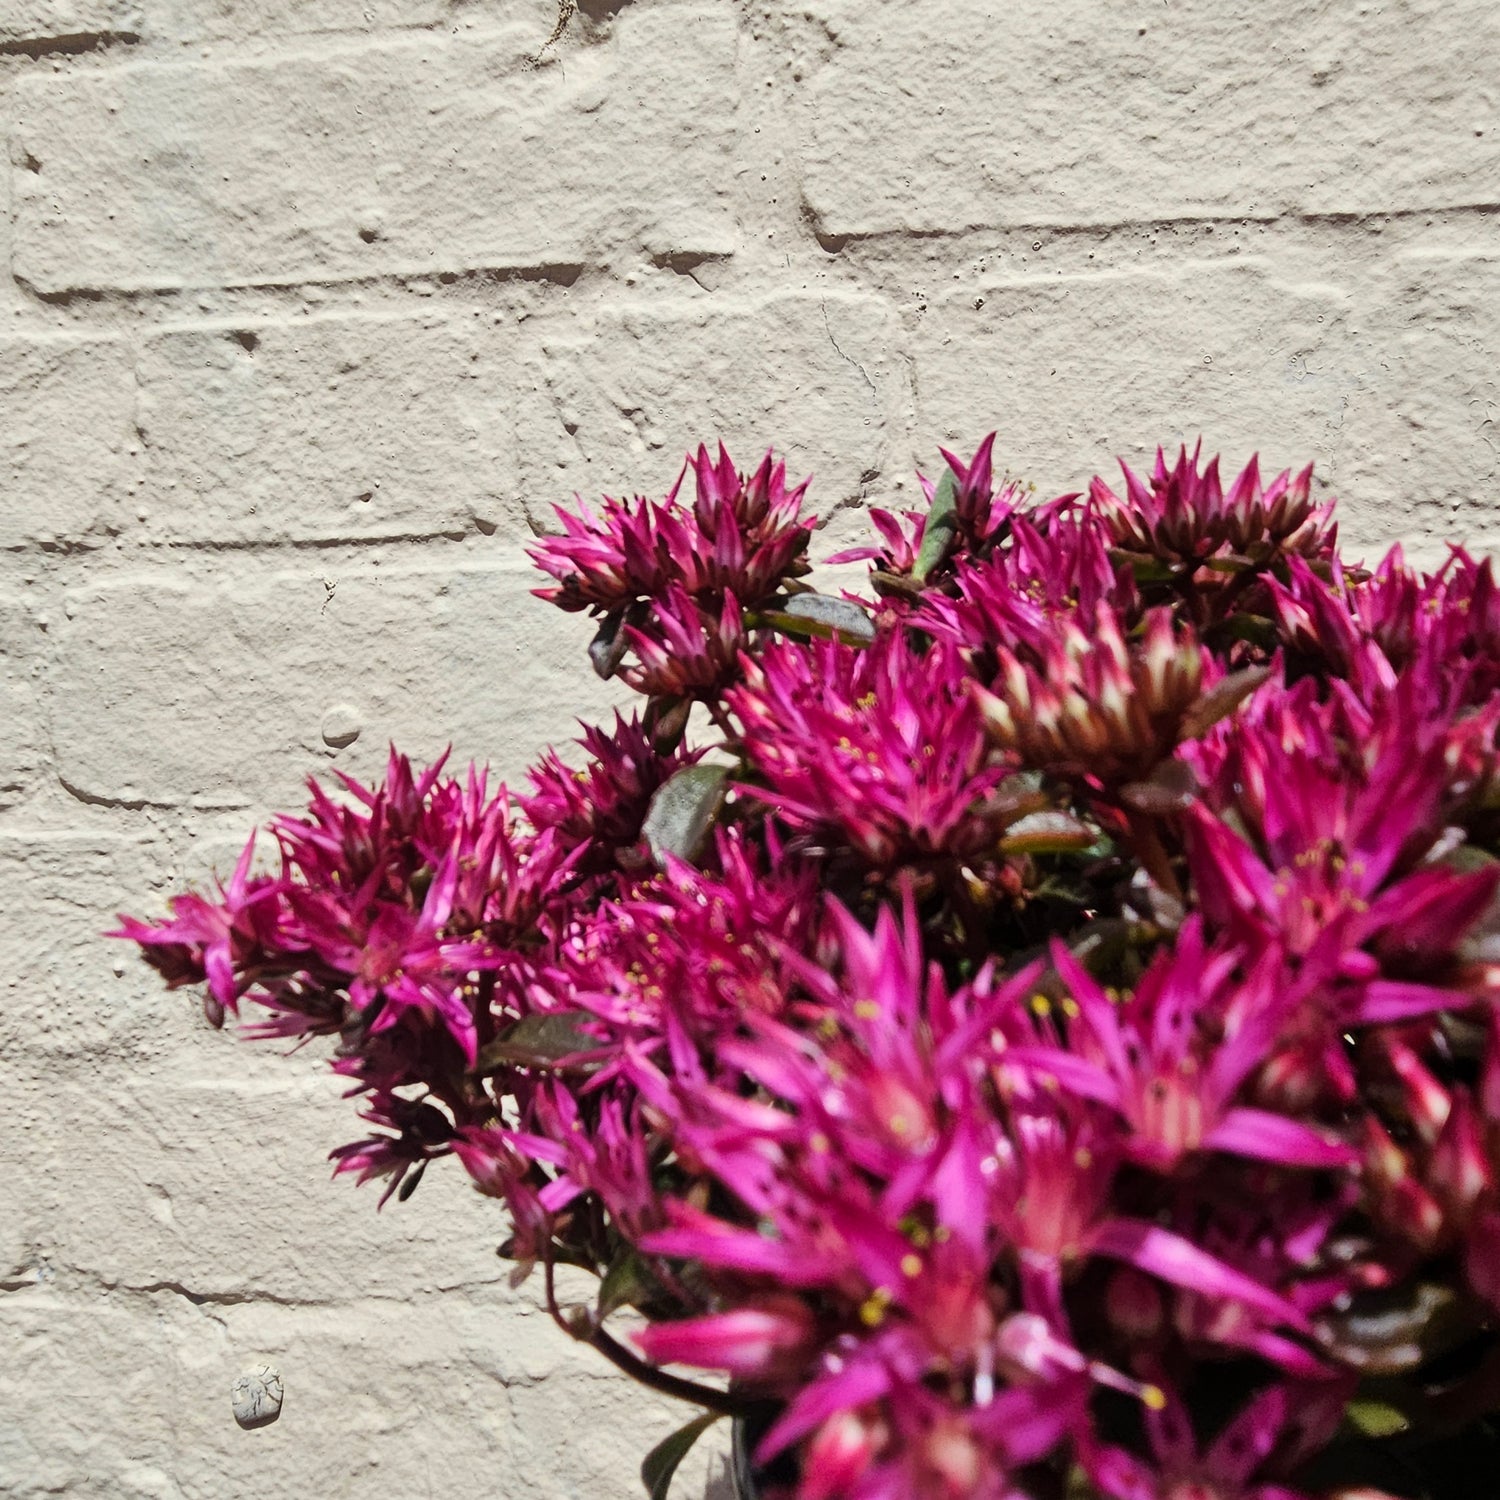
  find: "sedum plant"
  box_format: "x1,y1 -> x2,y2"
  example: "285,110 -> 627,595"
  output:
118,437 -> 1500,1500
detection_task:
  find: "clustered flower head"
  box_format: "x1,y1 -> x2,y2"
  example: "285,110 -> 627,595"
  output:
119,438 -> 1500,1500
529,444 -> 814,729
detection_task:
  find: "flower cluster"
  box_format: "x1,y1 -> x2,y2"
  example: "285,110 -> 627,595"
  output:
530,444 -> 814,722
119,439 -> 1500,1500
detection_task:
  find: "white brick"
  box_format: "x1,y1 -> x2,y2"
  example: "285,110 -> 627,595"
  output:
8,4 -> 1500,1496
0,1284 -> 727,1498
135,316 -> 517,543
910,261 -> 1352,505
795,0 -> 1500,237
13,8 -> 738,295
48,563 -> 625,806
520,290 -> 904,520
143,0 -> 443,43
0,832 -> 159,1059
1330,253 -> 1500,560
0,337 -> 135,549
5,1067 -> 519,1303
0,601 -> 42,805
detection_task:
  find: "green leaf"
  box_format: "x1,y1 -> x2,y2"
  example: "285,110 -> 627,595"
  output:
1460,910 -> 1500,965
1108,549 -> 1178,584
1119,758 -> 1200,816
1064,1465 -> 1104,1500
472,1011 -> 597,1073
1317,1281 -> 1462,1375
914,467 -> 959,582
1179,664 -> 1272,740
597,1248 -> 658,1320
645,695 -> 693,754
1344,1398 -> 1411,1438
998,810 -> 1100,855
642,762 -> 730,868
1437,842 -> 1500,875
756,591 -> 876,644
588,613 -> 630,679
868,568 -> 927,600
641,1412 -> 722,1500
1207,612 -> 1279,650
1202,553 -> 1256,574
1069,918 -> 1159,975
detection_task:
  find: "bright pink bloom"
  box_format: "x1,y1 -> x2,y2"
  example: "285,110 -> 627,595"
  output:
621,584 -> 747,699
522,711 -> 699,875
1186,697 -> 1500,1025
1004,922 -> 1358,1174
973,604 -> 1206,785
529,444 -> 812,616
635,1296 -> 818,1382
728,633 -> 1018,865
918,510 -> 1135,666
1090,444 -> 1333,565
1083,1377 -> 1349,1500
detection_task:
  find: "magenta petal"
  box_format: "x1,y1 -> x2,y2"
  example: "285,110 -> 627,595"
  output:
634,1303 -> 813,1379
1205,1384 -> 1288,1485
1233,1328 -> 1336,1380
1079,1441 -> 1157,1500
757,1356 -> 894,1461
825,544 -> 882,565
1354,980 -> 1471,1024
641,1211 -> 838,1286
971,1380 -> 1088,1465
538,1175 -> 583,1213
204,944 -> 239,1008
1048,939 -> 1133,1080
1000,1046 -> 1124,1109
1088,1218 -> 1311,1332
1370,864 -> 1500,959
1205,1108 -> 1359,1170
1465,1210 -> 1500,1311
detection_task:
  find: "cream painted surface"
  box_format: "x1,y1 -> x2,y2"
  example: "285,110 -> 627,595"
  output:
0,2 -> 1495,1494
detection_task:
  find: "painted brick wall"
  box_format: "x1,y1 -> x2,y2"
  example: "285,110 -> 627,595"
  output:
1,2 -> 1495,1495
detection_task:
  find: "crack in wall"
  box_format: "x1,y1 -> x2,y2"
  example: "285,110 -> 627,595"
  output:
0,31 -> 140,59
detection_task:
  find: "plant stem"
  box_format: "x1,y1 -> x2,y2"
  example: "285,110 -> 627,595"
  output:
543,1249 -> 748,1417
587,1323 -> 748,1417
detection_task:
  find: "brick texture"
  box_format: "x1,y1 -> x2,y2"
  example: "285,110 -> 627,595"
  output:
3,1 -> 1499,1495
134,316 -> 518,543
0,337 -> 135,548
910,261 -> 1350,495
49,564 -> 625,806
13,8 -> 738,295
795,0 -> 1500,238
518,290 -> 905,523
0,2 -> 141,49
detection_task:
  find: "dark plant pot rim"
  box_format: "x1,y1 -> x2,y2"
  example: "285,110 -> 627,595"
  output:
730,1404 -> 797,1500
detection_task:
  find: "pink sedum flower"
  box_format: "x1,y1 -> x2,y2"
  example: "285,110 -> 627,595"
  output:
1090,445 -> 1333,566
973,603 -> 1206,785
728,633 -> 1019,866
118,433 -> 1500,1500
